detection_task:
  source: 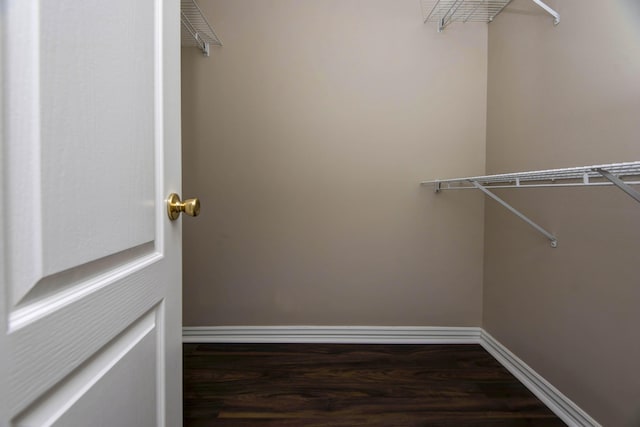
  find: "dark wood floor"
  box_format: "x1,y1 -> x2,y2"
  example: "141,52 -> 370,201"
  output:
183,343 -> 566,426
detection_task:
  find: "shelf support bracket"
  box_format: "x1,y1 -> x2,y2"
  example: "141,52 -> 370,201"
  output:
470,180 -> 558,248
532,0 -> 560,25
194,33 -> 210,56
594,168 -> 640,204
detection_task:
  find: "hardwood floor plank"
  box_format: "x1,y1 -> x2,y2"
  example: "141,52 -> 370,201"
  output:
184,343 -> 566,426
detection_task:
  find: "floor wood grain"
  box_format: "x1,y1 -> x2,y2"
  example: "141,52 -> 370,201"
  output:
183,343 -> 566,426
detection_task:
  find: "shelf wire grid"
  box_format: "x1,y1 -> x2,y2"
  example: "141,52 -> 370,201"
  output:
422,0 -> 513,28
422,161 -> 640,188
181,0 -> 222,53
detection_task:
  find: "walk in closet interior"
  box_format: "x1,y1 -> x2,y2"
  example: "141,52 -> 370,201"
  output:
179,0 -> 640,425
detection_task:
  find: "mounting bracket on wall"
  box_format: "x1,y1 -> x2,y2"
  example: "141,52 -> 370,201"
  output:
423,162 -> 640,248
423,0 -> 560,32
181,0 -> 222,56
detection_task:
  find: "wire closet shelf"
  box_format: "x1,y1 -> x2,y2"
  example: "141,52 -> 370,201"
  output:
423,0 -> 560,32
422,162 -> 640,191
422,161 -> 640,248
181,0 -> 222,56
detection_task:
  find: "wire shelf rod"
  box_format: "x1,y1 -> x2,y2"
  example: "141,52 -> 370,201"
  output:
423,0 -> 559,31
423,161 -> 640,248
595,168 -> 640,204
470,180 -> 558,247
181,0 -> 222,56
463,1 -> 485,23
422,162 -> 640,186
532,0 -> 560,25
427,182 -> 640,190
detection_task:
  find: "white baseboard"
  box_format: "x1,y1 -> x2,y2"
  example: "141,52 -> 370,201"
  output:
183,325 -> 600,427
182,325 -> 481,344
479,330 -> 600,427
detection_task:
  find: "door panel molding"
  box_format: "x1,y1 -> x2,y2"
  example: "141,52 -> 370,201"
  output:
9,247 -> 162,332
5,0 -> 159,308
13,307 -> 159,427
8,260 -> 166,415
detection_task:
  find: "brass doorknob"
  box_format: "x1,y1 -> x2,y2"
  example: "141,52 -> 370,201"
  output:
167,193 -> 200,220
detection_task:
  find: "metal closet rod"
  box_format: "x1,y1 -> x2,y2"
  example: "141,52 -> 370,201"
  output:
422,161 -> 640,248
531,0 -> 560,25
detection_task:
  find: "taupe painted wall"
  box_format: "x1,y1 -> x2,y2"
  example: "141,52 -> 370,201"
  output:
181,0 -> 487,326
484,1 -> 640,425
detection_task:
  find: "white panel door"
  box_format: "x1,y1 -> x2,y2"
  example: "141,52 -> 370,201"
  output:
1,0 -> 183,426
